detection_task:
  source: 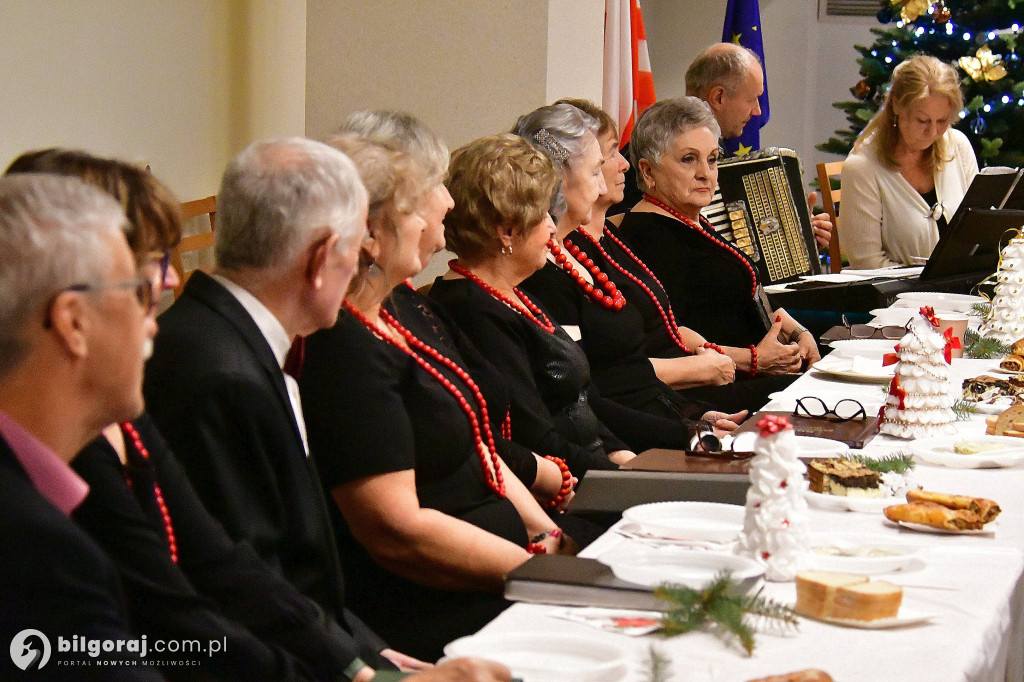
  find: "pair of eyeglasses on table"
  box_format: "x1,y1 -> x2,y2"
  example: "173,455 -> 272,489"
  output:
842,314 -> 908,340
794,396 -> 867,421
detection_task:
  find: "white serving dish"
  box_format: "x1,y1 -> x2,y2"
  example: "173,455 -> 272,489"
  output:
829,339 -> 901,359
893,292 -> 986,314
806,532 -> 921,574
795,436 -> 850,458
910,435 -> 1024,469
804,607 -> 936,629
443,632 -> 627,682
804,489 -> 902,514
811,356 -> 895,383
599,546 -> 764,592
620,501 -> 745,543
869,308 -> 917,327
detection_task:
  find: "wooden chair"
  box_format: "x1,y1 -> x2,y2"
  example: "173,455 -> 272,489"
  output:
816,161 -> 843,273
171,195 -> 217,298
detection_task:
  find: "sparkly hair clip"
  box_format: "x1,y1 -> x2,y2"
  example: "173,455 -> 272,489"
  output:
533,128 -> 571,163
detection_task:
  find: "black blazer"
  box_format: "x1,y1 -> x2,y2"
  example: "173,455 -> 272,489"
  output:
0,436 -> 161,680
143,271 -> 388,668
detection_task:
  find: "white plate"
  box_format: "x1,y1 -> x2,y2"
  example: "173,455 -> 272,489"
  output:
989,366 -> 1024,376
443,632 -> 627,682
804,607 -> 936,630
829,339 -> 900,359
599,546 -> 764,591
795,436 -> 850,457
896,520 -> 995,536
804,489 -> 899,513
965,397 -> 1015,414
806,533 -> 921,574
621,501 -> 745,543
910,435 -> 1024,469
811,356 -> 895,383
869,308 -> 916,327
893,292 -> 986,313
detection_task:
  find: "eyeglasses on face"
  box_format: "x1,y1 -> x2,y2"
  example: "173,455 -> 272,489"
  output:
143,249 -> 171,286
793,396 -> 867,422
44,277 -> 156,328
842,314 -> 906,340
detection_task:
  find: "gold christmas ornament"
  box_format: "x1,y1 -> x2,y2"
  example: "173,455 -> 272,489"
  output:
895,0 -> 930,23
959,45 -> 1009,82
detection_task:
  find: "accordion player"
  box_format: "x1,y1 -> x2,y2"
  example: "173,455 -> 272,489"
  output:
702,148 -> 822,285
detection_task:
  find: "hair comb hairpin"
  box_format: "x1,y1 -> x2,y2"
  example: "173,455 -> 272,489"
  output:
533,129 -> 571,163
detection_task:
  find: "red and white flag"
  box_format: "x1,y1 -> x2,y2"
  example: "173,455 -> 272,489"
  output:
603,0 -> 656,148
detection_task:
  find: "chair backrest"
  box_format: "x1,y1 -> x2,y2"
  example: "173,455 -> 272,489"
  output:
171,195 -> 217,298
816,161 -> 843,273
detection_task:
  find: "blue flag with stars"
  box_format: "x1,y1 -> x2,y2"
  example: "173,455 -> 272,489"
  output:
722,0 -> 769,156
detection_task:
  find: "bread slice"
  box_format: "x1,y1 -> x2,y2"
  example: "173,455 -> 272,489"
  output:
796,571 -> 902,621
794,571 -> 868,619
833,581 -> 902,621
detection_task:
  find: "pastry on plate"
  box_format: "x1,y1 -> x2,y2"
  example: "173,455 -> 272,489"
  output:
1000,355 -> 1024,372
883,501 -> 985,530
806,458 -> 880,497
906,489 -> 1001,523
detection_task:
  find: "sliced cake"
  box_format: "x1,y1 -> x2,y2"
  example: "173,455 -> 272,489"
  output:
806,458 -> 881,498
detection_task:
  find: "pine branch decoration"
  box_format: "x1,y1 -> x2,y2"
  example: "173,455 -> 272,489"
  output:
963,328 -> 1011,359
655,571 -> 798,656
846,451 -> 916,474
953,399 -> 979,421
641,644 -> 673,682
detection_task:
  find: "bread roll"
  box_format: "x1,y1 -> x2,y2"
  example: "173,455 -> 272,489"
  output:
906,489 -> 1001,523
883,501 -> 985,530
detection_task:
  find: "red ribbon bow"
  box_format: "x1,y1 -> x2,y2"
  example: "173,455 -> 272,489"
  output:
943,328 -> 962,364
887,376 -> 907,410
920,306 -> 940,328
757,414 -> 792,436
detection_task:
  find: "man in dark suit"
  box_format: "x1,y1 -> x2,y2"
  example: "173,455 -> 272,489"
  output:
0,174 -> 162,680
144,138 -> 509,681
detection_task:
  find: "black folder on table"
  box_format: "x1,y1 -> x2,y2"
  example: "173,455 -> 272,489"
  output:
919,207 -> 1024,281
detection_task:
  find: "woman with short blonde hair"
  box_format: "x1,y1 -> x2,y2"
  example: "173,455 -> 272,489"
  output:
841,55 -> 978,268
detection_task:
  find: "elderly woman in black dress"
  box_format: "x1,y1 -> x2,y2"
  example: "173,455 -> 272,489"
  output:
618,97 -> 820,375
299,131 -> 569,662
559,98 -> 800,414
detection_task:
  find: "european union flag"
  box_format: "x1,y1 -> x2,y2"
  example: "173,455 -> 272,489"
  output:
721,0 -> 769,156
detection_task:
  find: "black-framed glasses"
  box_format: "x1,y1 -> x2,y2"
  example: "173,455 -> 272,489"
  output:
143,249 -> 171,287
794,396 -> 867,422
842,314 -> 906,340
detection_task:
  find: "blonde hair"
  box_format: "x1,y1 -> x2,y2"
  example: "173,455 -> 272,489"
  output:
445,134 -> 559,263
325,134 -> 429,295
854,55 -> 964,171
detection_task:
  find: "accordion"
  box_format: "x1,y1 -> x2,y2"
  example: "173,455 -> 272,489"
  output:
702,148 -> 821,285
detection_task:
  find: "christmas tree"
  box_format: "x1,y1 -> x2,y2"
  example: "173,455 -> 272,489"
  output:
817,0 -> 1024,167
980,230 -> 1024,343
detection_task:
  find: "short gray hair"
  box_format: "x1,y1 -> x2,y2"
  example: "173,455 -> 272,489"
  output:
630,97 -> 722,192
335,110 -> 449,185
0,173 -> 127,377
215,137 -> 368,274
512,103 -> 599,167
685,43 -> 761,99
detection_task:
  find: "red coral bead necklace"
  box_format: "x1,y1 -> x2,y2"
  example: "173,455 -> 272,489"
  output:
121,421 -> 179,563
448,260 -> 555,334
342,300 -> 506,498
546,238 -> 625,310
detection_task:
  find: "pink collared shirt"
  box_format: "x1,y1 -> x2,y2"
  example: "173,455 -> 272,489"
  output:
0,408 -> 90,516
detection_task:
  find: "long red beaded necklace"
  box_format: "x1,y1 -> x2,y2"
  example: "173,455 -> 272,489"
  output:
642,194 -> 758,298
342,300 -> 506,498
546,238 -> 625,311
571,228 -> 695,355
120,421 -> 178,563
447,260 -> 555,334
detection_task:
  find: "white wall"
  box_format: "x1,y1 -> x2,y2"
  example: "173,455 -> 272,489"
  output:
642,0 -> 877,187
0,0 -> 306,203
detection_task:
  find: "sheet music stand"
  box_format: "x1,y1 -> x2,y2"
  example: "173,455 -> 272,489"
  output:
920,207 -> 1024,281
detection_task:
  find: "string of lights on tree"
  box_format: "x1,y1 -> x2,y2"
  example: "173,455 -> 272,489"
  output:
818,0 -> 1023,167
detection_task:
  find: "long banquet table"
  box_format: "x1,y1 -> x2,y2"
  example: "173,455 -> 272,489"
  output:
475,319 -> 1024,681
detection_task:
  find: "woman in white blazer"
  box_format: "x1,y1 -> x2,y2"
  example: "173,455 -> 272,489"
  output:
840,55 -> 978,269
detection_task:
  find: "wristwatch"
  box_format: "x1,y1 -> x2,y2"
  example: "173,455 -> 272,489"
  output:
789,326 -> 809,343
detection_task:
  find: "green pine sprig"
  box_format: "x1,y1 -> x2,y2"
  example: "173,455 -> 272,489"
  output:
970,302 -> 992,319
640,644 -> 672,682
963,328 -> 1011,360
655,571 -> 798,656
846,451 -> 915,474
953,399 -> 979,421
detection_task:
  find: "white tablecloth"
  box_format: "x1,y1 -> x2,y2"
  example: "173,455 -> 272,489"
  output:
477,354 -> 1024,681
